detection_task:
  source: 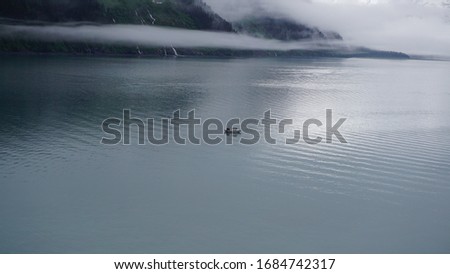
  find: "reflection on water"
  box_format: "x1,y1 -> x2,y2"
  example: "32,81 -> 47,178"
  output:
0,56 -> 450,253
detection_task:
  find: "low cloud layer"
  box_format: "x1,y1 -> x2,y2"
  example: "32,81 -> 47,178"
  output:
204,0 -> 450,56
0,24 -> 347,51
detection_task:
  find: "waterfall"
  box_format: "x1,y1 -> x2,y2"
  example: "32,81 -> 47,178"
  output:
147,9 -> 156,25
171,45 -> 178,57
135,10 -> 146,25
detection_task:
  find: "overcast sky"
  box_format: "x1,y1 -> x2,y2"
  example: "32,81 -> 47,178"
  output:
204,0 -> 450,56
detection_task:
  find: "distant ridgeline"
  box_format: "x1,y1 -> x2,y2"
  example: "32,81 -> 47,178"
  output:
0,0 -> 409,58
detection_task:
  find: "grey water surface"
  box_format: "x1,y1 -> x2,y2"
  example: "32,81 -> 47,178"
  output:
0,56 -> 449,253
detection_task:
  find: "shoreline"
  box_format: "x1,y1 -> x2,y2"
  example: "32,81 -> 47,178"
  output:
0,49 -> 411,60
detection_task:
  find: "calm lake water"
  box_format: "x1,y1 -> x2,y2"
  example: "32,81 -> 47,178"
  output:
0,56 -> 449,253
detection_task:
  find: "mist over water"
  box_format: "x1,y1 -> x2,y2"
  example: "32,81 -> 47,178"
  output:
0,24 -> 345,51
1,56 -> 450,253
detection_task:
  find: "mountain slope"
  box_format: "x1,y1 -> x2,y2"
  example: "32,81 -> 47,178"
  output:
0,0 -> 234,54
0,0 -> 233,31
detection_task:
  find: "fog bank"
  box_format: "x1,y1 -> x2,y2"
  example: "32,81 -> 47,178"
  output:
0,23 -> 347,51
